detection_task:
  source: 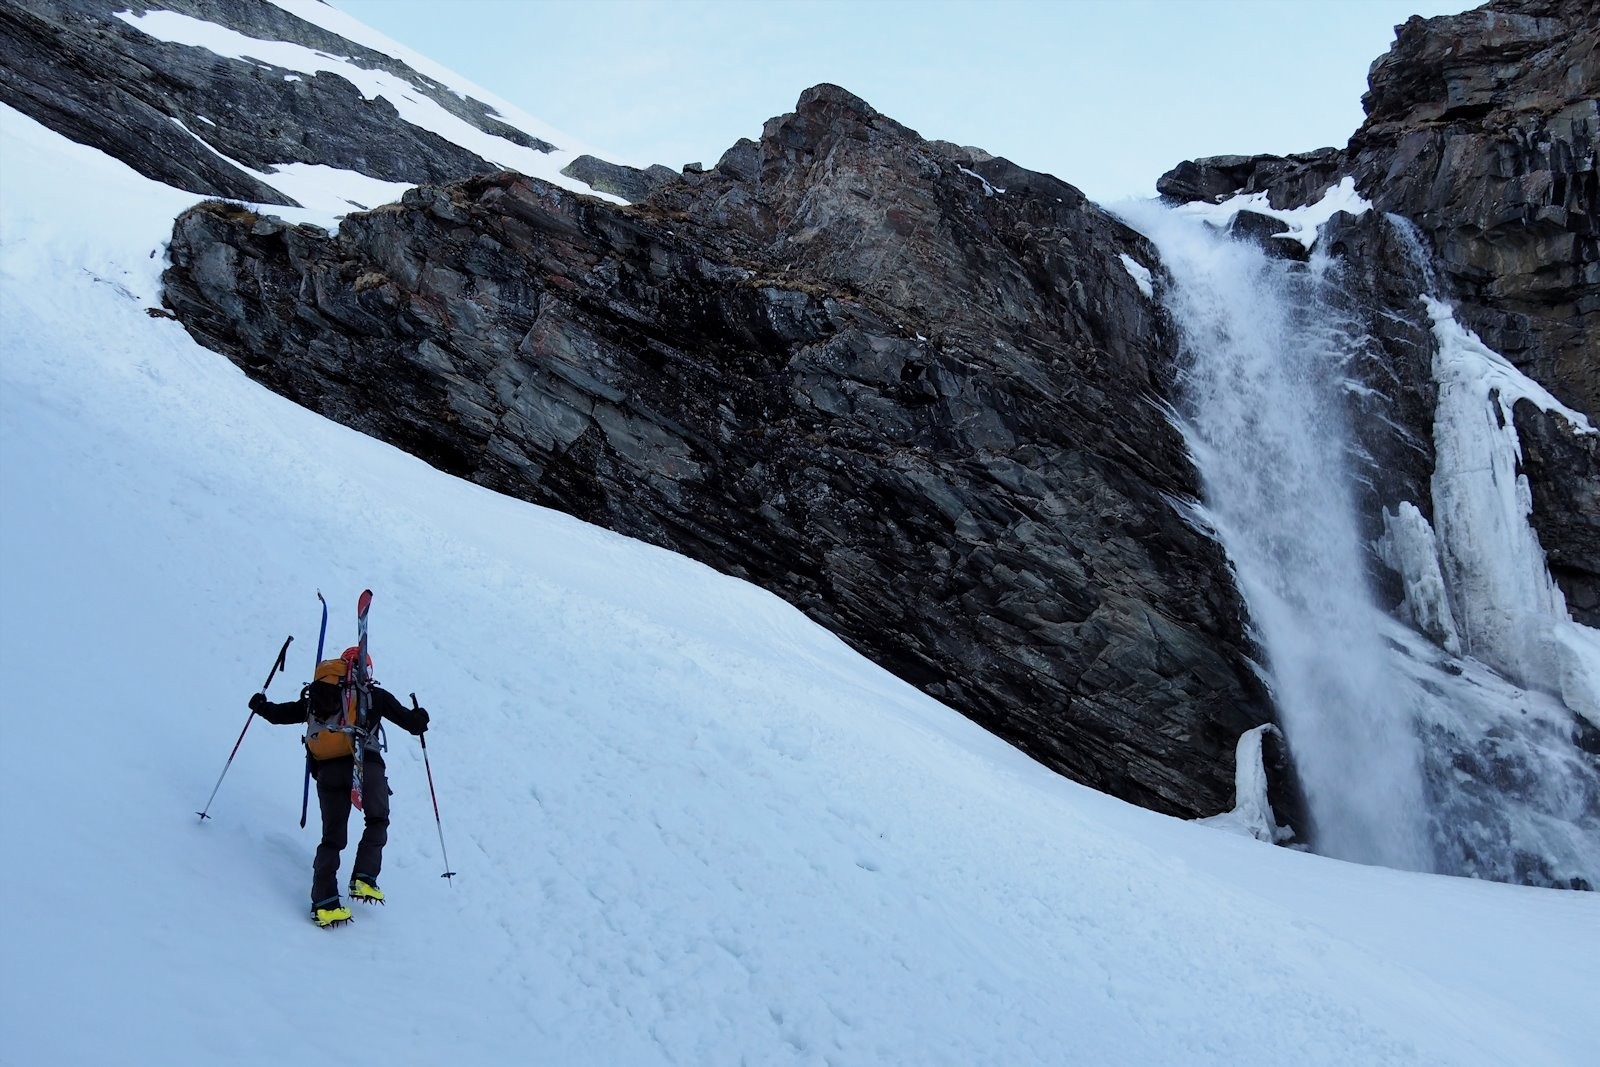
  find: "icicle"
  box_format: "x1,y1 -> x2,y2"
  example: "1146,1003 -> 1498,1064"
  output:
1198,724 -> 1295,844
1376,502 -> 1461,654
1424,297 -> 1591,698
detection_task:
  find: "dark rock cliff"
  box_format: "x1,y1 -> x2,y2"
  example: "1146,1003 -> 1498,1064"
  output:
1350,0 -> 1597,418
161,83 -> 1275,819
0,0 -> 1286,824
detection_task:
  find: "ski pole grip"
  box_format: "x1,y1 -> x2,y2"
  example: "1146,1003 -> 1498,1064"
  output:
262,634 -> 294,691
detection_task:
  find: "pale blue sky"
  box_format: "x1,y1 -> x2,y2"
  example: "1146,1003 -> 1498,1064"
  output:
335,0 -> 1472,202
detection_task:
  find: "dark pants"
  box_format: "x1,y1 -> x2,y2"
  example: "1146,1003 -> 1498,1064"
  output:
311,758 -> 390,904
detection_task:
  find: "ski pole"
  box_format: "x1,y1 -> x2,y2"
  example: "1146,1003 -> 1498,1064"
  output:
414,693 -> 457,883
198,634 -> 292,822
301,591 -> 329,829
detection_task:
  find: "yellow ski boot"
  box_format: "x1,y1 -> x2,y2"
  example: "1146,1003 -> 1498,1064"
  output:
349,877 -> 385,905
311,898 -> 353,928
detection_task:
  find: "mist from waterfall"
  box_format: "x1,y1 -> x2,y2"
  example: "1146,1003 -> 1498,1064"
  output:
1111,196 -> 1600,887
1115,199 -> 1434,871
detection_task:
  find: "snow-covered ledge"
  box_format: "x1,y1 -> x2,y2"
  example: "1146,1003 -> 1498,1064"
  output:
1197,725 -> 1295,844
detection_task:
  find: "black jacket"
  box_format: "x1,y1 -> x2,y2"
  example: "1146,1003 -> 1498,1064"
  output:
256,683 -> 427,767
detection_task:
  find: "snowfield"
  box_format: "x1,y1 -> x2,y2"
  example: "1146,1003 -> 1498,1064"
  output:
1,46 -> 1596,1067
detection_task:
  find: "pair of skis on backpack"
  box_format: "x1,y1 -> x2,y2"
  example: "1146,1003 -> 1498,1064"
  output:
311,877 -> 385,928
312,589 -> 379,930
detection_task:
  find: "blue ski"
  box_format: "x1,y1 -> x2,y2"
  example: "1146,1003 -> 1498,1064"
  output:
300,591 -> 329,828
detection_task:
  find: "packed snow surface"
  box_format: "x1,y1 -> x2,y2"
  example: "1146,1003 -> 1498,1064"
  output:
2,97 -> 1597,1067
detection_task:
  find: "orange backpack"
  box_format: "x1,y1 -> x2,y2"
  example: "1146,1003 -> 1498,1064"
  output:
303,658 -> 364,760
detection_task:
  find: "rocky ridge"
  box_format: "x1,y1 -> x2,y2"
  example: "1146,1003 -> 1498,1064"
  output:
0,0 -> 556,205
5,1 -> 1294,822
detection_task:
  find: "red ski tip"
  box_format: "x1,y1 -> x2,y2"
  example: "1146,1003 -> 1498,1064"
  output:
357,589 -> 373,616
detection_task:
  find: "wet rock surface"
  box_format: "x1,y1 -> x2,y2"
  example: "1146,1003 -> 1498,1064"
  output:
1514,401 -> 1600,627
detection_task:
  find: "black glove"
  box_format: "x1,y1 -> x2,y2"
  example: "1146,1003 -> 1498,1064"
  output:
414,707 -> 429,733
249,692 -> 267,712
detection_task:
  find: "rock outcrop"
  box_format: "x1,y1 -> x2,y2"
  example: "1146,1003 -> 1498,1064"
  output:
162,83 -> 1277,819
1160,0 -> 1595,416
561,154 -> 682,203
1349,0 -> 1597,419
0,0 -> 553,205
1515,401 -> 1600,625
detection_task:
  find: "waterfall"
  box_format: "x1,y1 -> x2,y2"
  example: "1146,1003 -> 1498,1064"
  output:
1116,196 -> 1433,871
1111,195 -> 1600,886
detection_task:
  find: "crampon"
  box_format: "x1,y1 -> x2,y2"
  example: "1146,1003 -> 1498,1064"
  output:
349,878 -> 385,905
311,899 -> 354,928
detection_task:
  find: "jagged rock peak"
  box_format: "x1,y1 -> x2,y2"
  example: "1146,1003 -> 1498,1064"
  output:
796,81 -> 880,116
1156,0 -> 1597,421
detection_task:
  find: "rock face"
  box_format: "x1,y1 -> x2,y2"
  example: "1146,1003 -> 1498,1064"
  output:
561,155 -> 682,203
161,83 -> 1277,819
1159,0 -> 1595,414
1158,149 -> 1345,210
1158,0 -> 1598,629
1350,0 -> 1597,418
1515,402 -> 1600,625
0,0 -> 1284,826
0,0 -> 553,205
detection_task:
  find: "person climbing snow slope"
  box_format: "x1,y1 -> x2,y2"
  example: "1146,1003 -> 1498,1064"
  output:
250,646 -> 429,927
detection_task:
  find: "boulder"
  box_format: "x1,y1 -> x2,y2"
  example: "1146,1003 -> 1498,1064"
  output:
560,155 -> 682,202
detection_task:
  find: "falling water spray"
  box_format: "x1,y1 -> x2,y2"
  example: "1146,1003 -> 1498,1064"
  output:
1116,201 -> 1434,872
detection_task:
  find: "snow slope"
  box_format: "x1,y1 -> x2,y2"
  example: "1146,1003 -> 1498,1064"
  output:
110,0 -> 626,217
1,98 -> 1596,1067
